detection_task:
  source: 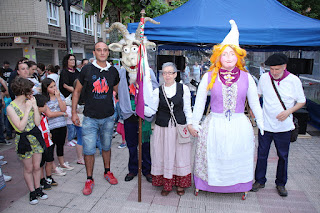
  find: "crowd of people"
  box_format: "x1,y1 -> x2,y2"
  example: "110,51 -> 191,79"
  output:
0,19 -> 306,204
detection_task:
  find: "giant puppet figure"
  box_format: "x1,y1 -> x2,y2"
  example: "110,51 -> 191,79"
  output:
192,20 -> 264,199
108,18 -> 159,183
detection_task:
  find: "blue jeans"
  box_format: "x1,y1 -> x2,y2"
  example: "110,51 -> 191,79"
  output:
114,102 -> 121,124
75,125 -> 82,146
4,114 -> 12,138
67,124 -> 77,141
82,115 -> 115,155
255,130 -> 291,186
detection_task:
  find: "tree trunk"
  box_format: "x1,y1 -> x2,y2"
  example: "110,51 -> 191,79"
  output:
108,4 -> 120,58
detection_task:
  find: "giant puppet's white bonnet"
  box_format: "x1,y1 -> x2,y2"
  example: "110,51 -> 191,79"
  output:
221,20 -> 239,46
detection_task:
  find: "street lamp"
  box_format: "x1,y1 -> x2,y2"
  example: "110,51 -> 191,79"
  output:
46,0 -> 81,53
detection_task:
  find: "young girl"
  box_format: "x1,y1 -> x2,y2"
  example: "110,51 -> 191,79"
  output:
7,77 -> 48,204
41,78 -> 74,171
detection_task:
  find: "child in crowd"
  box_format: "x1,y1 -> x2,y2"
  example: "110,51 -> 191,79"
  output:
65,88 -> 85,165
65,95 -> 77,147
41,78 -> 74,172
6,77 -> 48,204
34,94 -> 59,190
2,87 -> 14,140
116,118 -> 126,149
114,93 -> 126,149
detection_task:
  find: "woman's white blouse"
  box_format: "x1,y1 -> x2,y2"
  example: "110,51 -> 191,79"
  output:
152,82 -> 193,124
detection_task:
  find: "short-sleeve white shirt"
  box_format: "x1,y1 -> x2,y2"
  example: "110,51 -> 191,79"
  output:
258,73 -> 306,132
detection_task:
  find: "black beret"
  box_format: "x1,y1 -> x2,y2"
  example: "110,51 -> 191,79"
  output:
264,53 -> 288,66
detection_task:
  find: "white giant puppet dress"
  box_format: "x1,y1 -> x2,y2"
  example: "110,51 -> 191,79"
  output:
192,20 -> 263,193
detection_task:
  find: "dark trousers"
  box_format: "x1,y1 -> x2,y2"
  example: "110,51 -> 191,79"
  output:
51,126 -> 67,157
0,111 -> 5,142
255,130 -> 291,186
124,119 -> 151,176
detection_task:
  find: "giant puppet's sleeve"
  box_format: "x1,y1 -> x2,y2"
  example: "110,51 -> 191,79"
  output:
183,84 -> 193,124
192,72 -> 209,126
247,74 -> 264,131
144,68 -> 159,117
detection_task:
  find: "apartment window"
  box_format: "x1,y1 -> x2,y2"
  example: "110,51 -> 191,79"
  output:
84,16 -> 93,35
47,2 -> 59,26
70,11 -> 82,32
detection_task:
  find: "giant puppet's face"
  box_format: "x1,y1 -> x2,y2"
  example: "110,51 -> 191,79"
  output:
108,18 -> 159,84
109,34 -> 156,84
220,46 -> 238,71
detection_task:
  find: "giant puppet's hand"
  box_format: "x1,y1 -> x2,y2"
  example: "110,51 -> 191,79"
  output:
247,74 -> 264,136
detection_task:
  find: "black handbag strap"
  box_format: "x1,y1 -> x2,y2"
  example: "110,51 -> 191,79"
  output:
270,77 -> 287,111
161,85 -> 178,125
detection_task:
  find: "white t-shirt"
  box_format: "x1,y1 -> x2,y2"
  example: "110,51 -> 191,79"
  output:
258,73 -> 306,132
259,66 -> 265,76
193,65 -> 201,74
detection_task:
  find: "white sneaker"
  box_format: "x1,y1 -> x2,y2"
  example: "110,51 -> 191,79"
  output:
4,174 -> 12,182
61,162 -> 74,171
52,167 -> 66,176
71,139 -> 77,145
0,156 -> 4,160
66,141 -> 75,147
0,161 -> 7,166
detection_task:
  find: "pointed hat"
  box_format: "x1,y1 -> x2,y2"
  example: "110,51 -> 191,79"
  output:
221,20 -> 239,46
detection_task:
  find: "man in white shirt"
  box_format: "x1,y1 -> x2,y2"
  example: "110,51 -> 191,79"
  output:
251,53 -> 306,197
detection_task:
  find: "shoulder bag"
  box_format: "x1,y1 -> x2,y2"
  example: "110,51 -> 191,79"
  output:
162,85 -> 191,144
270,78 -> 299,142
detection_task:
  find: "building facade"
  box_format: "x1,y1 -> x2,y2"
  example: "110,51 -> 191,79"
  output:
0,0 -> 103,67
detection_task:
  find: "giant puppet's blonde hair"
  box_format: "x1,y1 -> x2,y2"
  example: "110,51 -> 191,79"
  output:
207,44 -> 247,91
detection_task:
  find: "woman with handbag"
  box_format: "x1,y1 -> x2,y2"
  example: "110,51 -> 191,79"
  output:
150,62 -> 197,196
192,20 -> 264,199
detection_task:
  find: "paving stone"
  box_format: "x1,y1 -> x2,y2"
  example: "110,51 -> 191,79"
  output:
177,207 -> 206,213
148,204 -> 177,213
90,198 -> 123,213
178,200 -> 206,209
42,190 -> 76,207
65,194 -> 100,211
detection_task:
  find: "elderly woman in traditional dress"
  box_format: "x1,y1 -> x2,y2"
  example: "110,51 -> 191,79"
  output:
192,20 -> 264,199
151,62 -> 197,196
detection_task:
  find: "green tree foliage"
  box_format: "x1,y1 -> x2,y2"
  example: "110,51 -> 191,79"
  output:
278,0 -> 320,20
86,0 -> 189,23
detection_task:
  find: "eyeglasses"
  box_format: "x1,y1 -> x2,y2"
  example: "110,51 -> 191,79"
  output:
162,72 -> 175,76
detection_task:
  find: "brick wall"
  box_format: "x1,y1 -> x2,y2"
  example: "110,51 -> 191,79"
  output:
0,0 -> 48,33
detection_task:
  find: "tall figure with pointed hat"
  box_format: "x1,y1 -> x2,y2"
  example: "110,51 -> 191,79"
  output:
192,20 -> 264,198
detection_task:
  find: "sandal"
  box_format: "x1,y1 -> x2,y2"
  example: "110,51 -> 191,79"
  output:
161,190 -> 170,196
176,188 -> 185,196
77,160 -> 85,165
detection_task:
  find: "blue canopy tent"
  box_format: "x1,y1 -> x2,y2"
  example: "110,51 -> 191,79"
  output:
128,0 -> 320,49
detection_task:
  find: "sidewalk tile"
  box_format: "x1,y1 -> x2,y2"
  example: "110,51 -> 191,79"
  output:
149,204 -> 177,213
65,194 -> 100,211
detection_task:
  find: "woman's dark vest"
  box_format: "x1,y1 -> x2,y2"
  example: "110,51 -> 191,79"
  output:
155,83 -> 186,127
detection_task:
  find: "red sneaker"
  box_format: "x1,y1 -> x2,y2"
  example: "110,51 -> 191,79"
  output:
104,171 -> 118,185
82,179 -> 95,195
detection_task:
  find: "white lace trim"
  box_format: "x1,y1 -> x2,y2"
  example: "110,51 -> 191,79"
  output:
222,83 -> 238,117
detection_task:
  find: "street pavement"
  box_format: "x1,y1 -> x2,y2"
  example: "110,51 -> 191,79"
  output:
1,128 -> 320,213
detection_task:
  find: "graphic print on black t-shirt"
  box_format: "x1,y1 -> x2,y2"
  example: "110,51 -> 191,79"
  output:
92,75 -> 109,99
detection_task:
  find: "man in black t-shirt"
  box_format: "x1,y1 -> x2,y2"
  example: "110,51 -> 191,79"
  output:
72,42 -> 120,196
